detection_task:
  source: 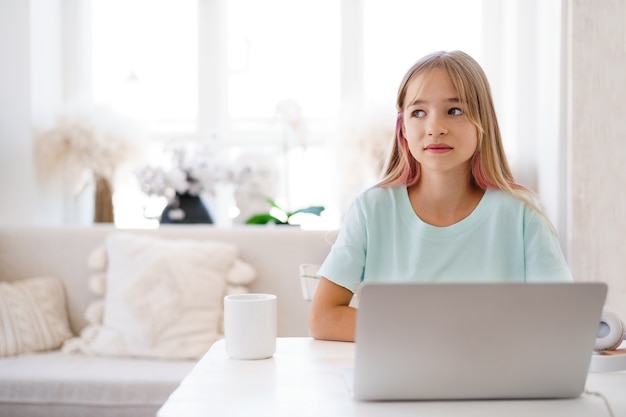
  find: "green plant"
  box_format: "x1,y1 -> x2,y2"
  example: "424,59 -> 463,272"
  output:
244,198 -> 325,225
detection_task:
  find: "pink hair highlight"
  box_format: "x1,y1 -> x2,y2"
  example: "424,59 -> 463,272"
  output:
471,152 -> 495,189
383,114 -> 420,187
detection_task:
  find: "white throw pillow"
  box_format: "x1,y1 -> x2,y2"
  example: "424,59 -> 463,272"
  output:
90,233 -> 238,360
0,276 -> 74,357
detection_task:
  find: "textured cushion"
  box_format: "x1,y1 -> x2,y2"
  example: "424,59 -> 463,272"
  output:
0,276 -> 73,357
89,233 -> 239,359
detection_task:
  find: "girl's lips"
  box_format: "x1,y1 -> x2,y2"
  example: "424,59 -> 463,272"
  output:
424,144 -> 453,153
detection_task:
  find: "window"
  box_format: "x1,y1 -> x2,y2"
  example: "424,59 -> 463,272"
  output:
227,0 -> 340,121
90,0 -> 486,229
362,0 -> 482,106
92,0 -> 198,133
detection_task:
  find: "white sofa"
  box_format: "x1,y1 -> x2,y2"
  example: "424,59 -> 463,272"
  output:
0,225 -> 336,417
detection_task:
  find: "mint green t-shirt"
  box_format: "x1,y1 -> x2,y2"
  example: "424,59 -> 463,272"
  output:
318,186 -> 572,293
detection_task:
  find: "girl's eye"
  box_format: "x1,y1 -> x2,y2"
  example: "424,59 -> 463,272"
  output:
412,109 -> 426,118
449,107 -> 463,116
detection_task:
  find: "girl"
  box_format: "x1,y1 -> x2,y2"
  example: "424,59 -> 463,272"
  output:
308,50 -> 572,342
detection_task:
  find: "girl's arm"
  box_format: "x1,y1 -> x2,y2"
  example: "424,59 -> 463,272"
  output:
308,277 -> 357,342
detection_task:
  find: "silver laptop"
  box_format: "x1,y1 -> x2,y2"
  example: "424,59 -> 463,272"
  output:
350,282 -> 607,401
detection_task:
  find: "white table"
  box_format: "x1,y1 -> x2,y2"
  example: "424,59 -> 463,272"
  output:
157,337 -> 626,417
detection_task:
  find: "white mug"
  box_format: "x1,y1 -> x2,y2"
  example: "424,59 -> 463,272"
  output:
223,293 -> 277,360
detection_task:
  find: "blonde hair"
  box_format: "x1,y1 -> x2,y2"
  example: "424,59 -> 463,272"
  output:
379,50 -> 542,214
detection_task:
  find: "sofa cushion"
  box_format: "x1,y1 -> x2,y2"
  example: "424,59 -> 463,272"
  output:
0,276 -> 73,357
87,232 -> 243,360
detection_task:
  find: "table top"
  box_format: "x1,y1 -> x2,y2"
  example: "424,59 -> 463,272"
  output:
157,337 -> 625,417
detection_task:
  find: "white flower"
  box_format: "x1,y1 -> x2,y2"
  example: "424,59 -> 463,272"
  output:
168,168 -> 190,194
136,143 -> 224,200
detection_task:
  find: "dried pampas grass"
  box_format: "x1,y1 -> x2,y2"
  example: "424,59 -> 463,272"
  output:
334,107 -> 395,214
33,109 -> 138,190
33,107 -> 140,222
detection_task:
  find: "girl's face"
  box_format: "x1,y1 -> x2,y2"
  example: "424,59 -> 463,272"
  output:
401,68 -> 478,179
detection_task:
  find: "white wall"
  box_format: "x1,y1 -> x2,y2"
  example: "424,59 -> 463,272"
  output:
0,0 -> 92,226
0,1 -> 38,226
566,0 -> 626,320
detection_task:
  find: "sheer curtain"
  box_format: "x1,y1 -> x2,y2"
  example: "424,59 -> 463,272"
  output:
482,0 -> 566,244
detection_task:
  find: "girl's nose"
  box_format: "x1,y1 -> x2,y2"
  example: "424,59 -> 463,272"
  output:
427,113 -> 448,136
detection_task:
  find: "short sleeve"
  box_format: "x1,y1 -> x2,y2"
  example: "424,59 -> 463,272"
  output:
523,208 -> 573,282
317,198 -> 367,293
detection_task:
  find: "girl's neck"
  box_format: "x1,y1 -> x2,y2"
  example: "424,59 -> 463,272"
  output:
407,172 -> 484,227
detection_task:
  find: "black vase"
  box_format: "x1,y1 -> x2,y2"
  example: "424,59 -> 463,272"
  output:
160,192 -> 214,224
